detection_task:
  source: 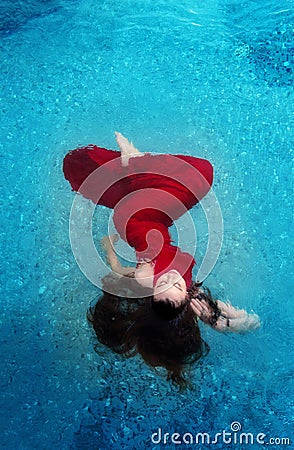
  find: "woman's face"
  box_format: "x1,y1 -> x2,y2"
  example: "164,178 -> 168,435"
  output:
154,270 -> 187,305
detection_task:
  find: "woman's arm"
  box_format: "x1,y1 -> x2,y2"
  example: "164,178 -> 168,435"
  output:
101,235 -> 135,277
191,296 -> 260,334
115,132 -> 145,167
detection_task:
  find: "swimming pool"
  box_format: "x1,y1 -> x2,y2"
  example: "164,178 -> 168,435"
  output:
0,0 -> 293,448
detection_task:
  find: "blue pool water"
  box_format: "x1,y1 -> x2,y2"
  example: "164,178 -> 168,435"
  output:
0,0 -> 293,449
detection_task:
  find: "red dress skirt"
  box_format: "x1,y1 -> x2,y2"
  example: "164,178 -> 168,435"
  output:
63,145 -> 213,287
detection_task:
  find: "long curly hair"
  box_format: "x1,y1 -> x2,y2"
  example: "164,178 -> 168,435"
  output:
87,272 -> 215,389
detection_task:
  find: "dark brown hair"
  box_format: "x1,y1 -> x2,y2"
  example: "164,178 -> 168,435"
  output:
87,273 -> 211,389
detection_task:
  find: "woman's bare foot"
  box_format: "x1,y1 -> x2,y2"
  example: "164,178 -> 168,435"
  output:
115,131 -> 144,166
115,132 -> 139,155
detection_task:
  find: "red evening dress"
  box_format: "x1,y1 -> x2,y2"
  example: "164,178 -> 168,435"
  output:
63,145 -> 213,288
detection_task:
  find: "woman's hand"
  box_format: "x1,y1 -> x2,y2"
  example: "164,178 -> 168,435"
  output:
212,311 -> 260,333
101,234 -> 120,269
101,234 -> 119,251
191,298 -> 260,334
100,234 -> 135,277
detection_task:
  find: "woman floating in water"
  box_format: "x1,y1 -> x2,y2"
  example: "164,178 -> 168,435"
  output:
63,132 -> 260,388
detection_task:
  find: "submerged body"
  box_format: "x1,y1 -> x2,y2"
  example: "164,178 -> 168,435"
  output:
63,139 -> 213,297
63,132 -> 260,388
